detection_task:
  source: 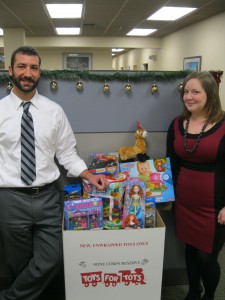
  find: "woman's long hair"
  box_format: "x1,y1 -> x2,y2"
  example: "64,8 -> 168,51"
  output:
180,71 -> 224,123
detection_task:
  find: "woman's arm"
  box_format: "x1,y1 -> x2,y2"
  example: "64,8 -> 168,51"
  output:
166,118 -> 180,188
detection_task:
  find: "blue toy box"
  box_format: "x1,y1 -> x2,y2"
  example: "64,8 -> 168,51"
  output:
64,184 -> 82,200
120,157 -> 175,204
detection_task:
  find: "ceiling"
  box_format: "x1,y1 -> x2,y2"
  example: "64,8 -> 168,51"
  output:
0,0 -> 225,38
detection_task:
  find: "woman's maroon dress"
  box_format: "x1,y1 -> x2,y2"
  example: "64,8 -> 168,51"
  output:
167,116 -> 225,253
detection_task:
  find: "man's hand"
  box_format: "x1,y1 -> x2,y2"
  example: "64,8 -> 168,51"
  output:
80,169 -> 109,191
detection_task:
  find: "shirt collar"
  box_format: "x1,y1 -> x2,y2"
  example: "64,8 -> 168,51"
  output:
10,89 -> 39,110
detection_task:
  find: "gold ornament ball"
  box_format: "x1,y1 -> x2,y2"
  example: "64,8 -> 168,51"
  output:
50,80 -> 58,90
103,83 -> 110,93
125,83 -> 132,93
6,81 -> 13,91
151,83 -> 158,94
178,82 -> 183,92
76,81 -> 84,91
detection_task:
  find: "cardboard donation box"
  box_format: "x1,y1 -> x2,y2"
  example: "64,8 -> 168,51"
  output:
63,211 -> 165,300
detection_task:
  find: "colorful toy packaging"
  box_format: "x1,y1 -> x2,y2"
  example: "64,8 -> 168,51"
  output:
83,173 -> 127,229
120,158 -> 175,204
88,152 -> 119,175
64,156 -> 174,230
122,178 -> 146,229
64,184 -> 82,200
64,197 -> 103,230
145,197 -> 156,228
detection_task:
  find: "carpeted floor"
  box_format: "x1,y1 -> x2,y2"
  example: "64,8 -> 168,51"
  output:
161,245 -> 225,300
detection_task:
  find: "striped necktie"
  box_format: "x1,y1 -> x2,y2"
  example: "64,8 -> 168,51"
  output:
21,101 -> 36,185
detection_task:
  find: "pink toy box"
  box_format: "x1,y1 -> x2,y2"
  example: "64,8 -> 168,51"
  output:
64,197 -> 103,230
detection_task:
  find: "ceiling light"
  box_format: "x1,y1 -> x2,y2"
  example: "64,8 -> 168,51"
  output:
46,4 -> 83,18
56,28 -> 80,35
112,48 -> 124,52
0,28 -> 3,36
127,29 -> 157,36
147,6 -> 197,21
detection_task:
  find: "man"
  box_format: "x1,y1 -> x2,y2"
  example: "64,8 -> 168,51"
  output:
0,46 -> 108,300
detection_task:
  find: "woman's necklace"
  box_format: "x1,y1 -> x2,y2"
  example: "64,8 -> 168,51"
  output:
183,116 -> 208,154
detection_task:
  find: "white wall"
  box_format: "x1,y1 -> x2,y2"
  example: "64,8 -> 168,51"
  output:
36,47 -> 112,70
0,36 -> 162,70
112,48 -> 161,71
158,11 -> 225,105
113,11 -> 225,107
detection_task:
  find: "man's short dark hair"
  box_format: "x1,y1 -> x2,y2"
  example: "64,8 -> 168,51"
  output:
11,46 -> 41,67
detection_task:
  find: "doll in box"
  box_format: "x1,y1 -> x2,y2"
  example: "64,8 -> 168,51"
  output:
123,180 -> 146,228
129,184 -> 145,227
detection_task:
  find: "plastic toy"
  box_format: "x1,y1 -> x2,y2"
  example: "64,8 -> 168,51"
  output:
118,121 -> 148,161
145,198 -> 156,228
88,152 -> 119,175
64,184 -> 82,200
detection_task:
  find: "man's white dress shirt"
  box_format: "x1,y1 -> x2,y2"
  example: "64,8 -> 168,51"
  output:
0,89 -> 87,187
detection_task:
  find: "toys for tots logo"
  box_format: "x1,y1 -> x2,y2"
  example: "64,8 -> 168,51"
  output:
81,268 -> 146,287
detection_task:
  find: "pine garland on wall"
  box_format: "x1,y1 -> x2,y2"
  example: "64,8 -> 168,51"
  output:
0,70 -> 223,83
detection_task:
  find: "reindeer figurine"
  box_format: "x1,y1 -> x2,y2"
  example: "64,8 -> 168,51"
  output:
118,121 -> 148,161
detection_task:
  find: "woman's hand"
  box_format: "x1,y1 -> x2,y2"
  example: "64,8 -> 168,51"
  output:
217,207 -> 225,225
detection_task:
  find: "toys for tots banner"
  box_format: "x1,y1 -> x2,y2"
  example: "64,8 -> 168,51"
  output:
63,213 -> 165,300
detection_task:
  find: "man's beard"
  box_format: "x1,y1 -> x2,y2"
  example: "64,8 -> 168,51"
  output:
10,73 -> 39,93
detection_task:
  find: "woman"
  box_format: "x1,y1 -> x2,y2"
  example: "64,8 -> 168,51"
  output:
166,71 -> 225,300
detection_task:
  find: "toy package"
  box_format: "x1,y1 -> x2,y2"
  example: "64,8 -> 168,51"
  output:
64,197 -> 103,230
83,173 -> 127,229
64,184 -> 82,200
145,197 -> 156,228
88,152 -> 119,175
122,178 -> 146,229
120,157 -> 175,204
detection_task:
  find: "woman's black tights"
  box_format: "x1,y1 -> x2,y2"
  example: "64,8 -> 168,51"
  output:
185,244 -> 221,299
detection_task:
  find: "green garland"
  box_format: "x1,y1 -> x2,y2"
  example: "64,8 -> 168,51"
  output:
41,70 -> 192,82
0,69 -> 223,83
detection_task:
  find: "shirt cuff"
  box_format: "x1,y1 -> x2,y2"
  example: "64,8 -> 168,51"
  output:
67,159 -> 88,177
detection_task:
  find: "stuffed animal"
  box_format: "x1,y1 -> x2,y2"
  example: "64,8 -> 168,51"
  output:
118,121 -> 149,161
